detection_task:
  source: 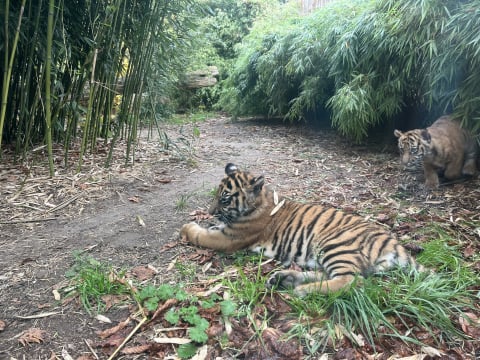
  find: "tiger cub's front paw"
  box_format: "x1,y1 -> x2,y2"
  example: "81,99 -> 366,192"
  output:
266,270 -> 301,290
180,222 -> 202,244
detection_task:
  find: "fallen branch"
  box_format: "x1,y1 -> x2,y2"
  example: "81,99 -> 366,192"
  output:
0,217 -> 57,224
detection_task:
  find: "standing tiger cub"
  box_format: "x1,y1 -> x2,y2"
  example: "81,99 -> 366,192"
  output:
394,115 -> 478,189
180,163 -> 423,296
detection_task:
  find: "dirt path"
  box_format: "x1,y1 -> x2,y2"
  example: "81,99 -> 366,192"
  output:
1,115 -> 479,359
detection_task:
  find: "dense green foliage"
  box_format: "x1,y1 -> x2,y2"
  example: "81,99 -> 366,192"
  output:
0,0 -> 196,168
220,0 -> 480,142
174,0 -> 272,111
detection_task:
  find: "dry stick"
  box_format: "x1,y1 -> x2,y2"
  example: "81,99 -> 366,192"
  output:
84,339 -> 99,360
47,193 -> 82,213
107,270 -> 149,360
107,314 -> 147,360
15,311 -> 61,319
0,217 -> 57,225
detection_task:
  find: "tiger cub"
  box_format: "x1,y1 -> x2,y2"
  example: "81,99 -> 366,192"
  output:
394,115 -> 478,189
180,163 -> 423,296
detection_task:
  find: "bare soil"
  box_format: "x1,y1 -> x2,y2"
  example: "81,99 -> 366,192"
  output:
1,115 -> 479,359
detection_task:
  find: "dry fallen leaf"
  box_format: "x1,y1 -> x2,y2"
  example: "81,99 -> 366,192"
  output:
131,265 -> 156,281
151,298 -> 178,321
97,317 -> 131,339
393,355 -> 426,360
52,289 -> 61,301
188,209 -> 212,221
159,241 -> 179,252
96,314 -> 112,323
459,312 -> 480,338
101,294 -> 130,312
0,320 -> 5,331
262,327 -> 302,358
420,346 -> 444,357
18,328 -> 47,346
136,215 -> 146,226
61,348 -> 75,360
121,344 -> 152,354
463,244 -> 476,258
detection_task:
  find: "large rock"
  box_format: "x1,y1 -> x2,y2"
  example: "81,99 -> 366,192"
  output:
182,66 -> 219,89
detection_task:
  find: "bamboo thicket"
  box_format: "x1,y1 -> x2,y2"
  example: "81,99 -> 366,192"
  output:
0,0 -> 196,169
221,0 -> 480,142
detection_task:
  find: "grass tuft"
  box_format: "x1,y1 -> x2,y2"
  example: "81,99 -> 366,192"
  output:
283,241 -> 479,353
65,253 -> 130,314
219,238 -> 479,355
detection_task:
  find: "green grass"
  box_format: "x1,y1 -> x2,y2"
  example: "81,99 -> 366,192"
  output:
283,239 -> 479,353
218,238 -> 479,355
175,260 -> 200,281
65,253 -> 131,314
175,193 -> 192,212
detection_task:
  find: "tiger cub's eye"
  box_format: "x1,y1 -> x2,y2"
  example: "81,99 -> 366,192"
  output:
221,191 -> 231,205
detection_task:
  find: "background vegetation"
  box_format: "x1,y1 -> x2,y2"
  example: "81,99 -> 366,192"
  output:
219,0 -> 480,142
173,0 -> 274,112
0,0 -> 197,171
2,0 -> 480,166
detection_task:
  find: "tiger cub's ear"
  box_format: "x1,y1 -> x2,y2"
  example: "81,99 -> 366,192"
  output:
420,129 -> 431,143
225,163 -> 238,176
393,129 -> 403,138
251,176 -> 264,195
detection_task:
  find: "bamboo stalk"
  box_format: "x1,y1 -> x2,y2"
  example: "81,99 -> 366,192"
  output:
0,0 -> 26,156
78,48 -> 98,171
45,0 -> 55,176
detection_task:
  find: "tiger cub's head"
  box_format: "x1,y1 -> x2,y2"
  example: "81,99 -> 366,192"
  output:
394,128 -> 432,170
208,163 -> 265,224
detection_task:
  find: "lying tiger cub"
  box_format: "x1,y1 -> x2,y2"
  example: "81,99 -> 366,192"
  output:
181,163 -> 423,296
394,115 -> 478,189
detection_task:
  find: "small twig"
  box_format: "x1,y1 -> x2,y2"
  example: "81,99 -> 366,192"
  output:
84,339 -> 99,360
6,171 -> 30,203
107,314 -> 147,360
47,193 -> 82,213
15,311 -> 61,319
0,217 -> 57,224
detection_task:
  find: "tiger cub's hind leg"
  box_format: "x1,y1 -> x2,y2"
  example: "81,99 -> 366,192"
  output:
267,270 -> 356,296
462,157 -> 478,177
462,139 -> 479,176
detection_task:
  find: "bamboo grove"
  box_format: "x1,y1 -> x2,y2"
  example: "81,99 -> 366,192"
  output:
0,0 -> 196,174
219,0 -> 480,142
2,0 -> 480,169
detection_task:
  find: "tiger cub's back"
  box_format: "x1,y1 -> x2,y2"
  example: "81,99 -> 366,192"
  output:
256,198 -> 420,278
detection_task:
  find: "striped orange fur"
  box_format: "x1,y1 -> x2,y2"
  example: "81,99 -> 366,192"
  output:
181,163 -> 423,296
